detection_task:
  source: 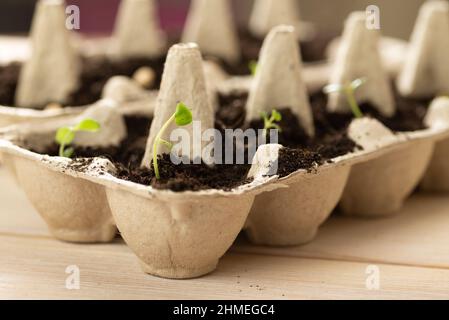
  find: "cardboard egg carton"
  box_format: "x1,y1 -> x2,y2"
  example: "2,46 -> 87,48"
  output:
1,1 -> 449,279
2,30 -> 449,278
0,0 -> 327,128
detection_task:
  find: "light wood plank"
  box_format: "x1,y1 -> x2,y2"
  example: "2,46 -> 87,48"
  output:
234,194 -> 449,269
0,168 -> 49,237
1,235 -> 449,300
3,164 -> 449,270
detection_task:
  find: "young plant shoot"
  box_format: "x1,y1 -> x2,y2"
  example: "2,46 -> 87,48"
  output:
261,109 -> 282,138
55,119 -> 101,158
249,60 -> 258,76
152,102 -> 193,179
323,78 -> 367,118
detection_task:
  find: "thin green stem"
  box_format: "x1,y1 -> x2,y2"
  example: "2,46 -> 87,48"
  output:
59,129 -> 73,157
153,114 -> 176,179
59,142 -> 66,157
159,139 -> 174,150
344,86 -> 363,118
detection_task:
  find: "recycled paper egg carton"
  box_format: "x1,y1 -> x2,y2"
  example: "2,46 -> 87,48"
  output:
220,0 -> 449,195
1,90 -> 448,279
0,0 -> 406,130
0,34 -> 108,128
217,36 -> 408,96
0,0 -> 163,129
2,1 -> 449,279
0,35 -> 336,129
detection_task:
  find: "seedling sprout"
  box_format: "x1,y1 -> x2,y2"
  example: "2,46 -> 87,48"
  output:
152,102 -> 193,179
261,109 -> 282,137
55,119 -> 101,158
249,60 -> 258,76
323,78 -> 367,118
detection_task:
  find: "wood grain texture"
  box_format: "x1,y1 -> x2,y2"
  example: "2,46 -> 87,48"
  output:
2,167 -> 449,299
1,235 -> 449,300
234,194 -> 449,269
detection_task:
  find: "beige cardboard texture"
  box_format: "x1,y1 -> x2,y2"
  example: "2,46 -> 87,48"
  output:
0,30 -> 156,129
340,118 -> 435,217
0,133 -> 276,277
340,139 -> 434,217
0,100 -> 444,276
397,1 -> 449,98
106,188 -> 255,279
327,37 -> 408,80
5,153 -> 116,242
72,100 -> 127,148
421,97 -> 449,191
15,0 -> 81,108
112,0 -> 166,58
421,138 -> 449,192
327,12 -> 395,117
245,26 -> 314,137
142,43 -> 214,166
182,0 -> 240,64
248,0 -> 315,41
246,163 -> 351,246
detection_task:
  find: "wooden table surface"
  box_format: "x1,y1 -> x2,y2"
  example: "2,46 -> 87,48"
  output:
1,167 -> 449,300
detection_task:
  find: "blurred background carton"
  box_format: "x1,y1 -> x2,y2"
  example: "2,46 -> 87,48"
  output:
0,0 -> 427,39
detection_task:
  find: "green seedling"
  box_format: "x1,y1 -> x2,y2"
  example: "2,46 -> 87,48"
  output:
152,102 -> 193,179
261,109 -> 282,137
249,60 -> 258,76
55,119 -> 101,158
323,78 -> 367,118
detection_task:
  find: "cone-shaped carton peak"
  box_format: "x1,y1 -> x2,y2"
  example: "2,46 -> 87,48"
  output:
245,25 -> 314,137
397,1 -> 449,98
203,60 -> 229,112
425,96 -> 449,130
15,0 -> 81,108
141,43 -> 214,168
113,0 -> 166,58
182,0 -> 241,64
73,99 -> 127,148
167,42 -> 199,55
249,0 -> 301,38
44,0 -> 63,4
248,144 -> 283,179
327,11 -> 395,118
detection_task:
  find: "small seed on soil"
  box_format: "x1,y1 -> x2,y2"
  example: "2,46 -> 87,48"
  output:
133,66 -> 156,89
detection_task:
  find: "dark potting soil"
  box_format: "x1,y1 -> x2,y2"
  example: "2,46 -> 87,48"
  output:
67,56 -> 165,107
217,92 -> 359,177
116,154 -> 252,192
216,84 -> 433,177
0,62 -> 21,107
35,115 -> 252,192
28,81 -> 432,189
38,115 -> 152,169
250,109 -> 359,177
309,88 -> 431,133
0,56 -> 165,109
